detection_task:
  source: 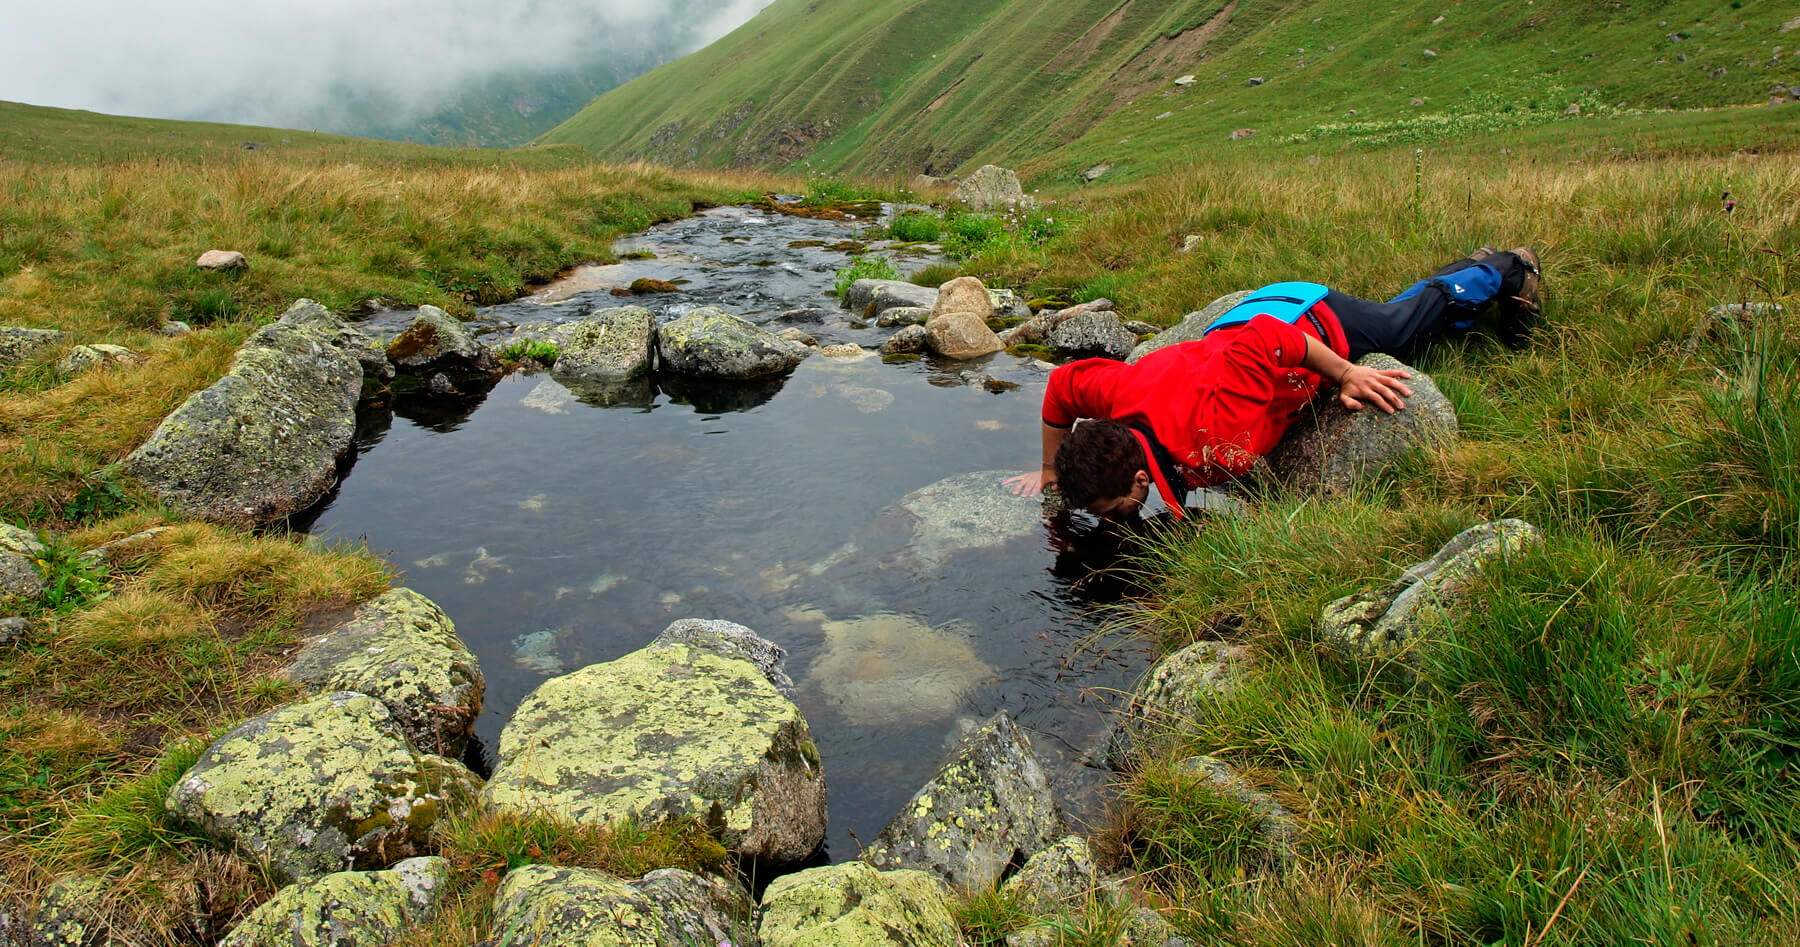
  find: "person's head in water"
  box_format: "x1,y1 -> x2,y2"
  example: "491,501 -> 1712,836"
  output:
1054,419 -> 1152,517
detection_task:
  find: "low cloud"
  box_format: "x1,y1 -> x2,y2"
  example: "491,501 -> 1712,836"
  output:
2,0 -> 771,129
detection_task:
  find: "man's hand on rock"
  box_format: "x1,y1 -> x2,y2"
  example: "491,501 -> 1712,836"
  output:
1337,364 -> 1414,414
1003,470 -> 1052,497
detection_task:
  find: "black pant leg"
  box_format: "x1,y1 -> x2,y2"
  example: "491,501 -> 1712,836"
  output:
1326,288 -> 1449,362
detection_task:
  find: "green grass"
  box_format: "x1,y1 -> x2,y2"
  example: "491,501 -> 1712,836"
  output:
833,253 -> 899,296
496,339 -> 562,365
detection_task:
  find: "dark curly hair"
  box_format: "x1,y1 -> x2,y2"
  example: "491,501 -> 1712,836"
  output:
1054,420 -> 1145,509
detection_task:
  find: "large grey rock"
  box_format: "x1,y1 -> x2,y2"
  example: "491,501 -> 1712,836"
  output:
863,711 -> 1063,890
1174,756 -> 1299,874
166,692 -> 479,884
759,861 -> 959,947
1127,291 -> 1253,362
1265,353 -> 1457,495
1322,518 -> 1544,658
1047,310 -> 1136,359
55,343 -> 143,378
481,623 -> 825,861
894,471 -> 1045,572
1100,640 -> 1251,771
281,588 -> 484,758
218,857 -> 451,947
923,311 -> 1004,359
490,865 -> 753,947
0,524 -> 45,600
0,327 -> 67,370
121,318 -> 362,527
655,617 -> 797,697
845,279 -> 939,318
656,307 -> 809,380
279,299 -> 394,384
18,875 -> 141,947
951,165 -> 1030,211
385,305 -> 497,376
1001,299 -> 1117,347
551,306 -> 656,383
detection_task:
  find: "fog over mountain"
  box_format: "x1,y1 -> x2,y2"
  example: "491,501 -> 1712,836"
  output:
1,0 -> 773,144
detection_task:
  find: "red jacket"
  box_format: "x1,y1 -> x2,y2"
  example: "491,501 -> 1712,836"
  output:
1043,302 -> 1348,508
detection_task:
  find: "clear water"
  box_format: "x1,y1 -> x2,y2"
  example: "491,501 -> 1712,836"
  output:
309,206 -> 1155,858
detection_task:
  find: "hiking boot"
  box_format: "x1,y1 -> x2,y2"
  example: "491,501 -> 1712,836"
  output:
1498,246 -> 1541,347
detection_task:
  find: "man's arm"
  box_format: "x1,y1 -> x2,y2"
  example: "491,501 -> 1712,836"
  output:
1004,421 -> 1068,497
1300,336 -> 1414,413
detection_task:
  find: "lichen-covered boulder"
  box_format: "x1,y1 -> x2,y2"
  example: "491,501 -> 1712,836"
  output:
1265,353 -> 1457,495
876,306 -> 930,328
0,327 -> 67,370
656,307 -> 809,380
988,288 -> 1032,324
121,319 -> 362,527
880,324 -> 928,355
759,861 -> 959,947
653,617 -> 797,697
924,311 -> 1004,359
279,299 -> 394,384
166,692 -> 480,883
551,307 -> 656,383
863,711 -> 1063,890
55,343 -> 143,378
1001,835 -> 1099,910
385,305 -> 497,376
481,625 -> 825,861
1001,299 -> 1117,347
1100,640 -> 1251,771
280,588 -> 484,758
19,874 -> 146,947
1322,518 -> 1544,659
490,865 -> 754,947
1127,291 -> 1254,363
844,279 -> 937,317
1174,756 -> 1299,874
1048,310 -> 1136,360
931,277 -> 995,323
951,165 -> 1029,211
218,857 -> 451,947
999,837 -> 1187,947
0,524 -> 46,600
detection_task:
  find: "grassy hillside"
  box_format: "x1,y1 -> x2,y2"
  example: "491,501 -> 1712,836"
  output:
543,0 -> 1799,177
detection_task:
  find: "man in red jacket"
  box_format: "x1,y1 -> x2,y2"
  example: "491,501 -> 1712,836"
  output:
1005,247 -> 1540,517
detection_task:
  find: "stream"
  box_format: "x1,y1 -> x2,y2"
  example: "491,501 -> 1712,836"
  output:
308,203 -> 1157,859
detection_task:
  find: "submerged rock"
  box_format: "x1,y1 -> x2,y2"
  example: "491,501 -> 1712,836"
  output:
844,279 -> 938,317
656,307 -> 809,380
1322,518 -> 1544,659
1265,353 -> 1456,495
0,524 -> 46,600
482,622 -> 825,861
952,165 -> 1030,211
280,588 -> 485,758
122,317 -> 363,527
1127,291 -> 1253,362
551,306 -> 656,384
166,692 -> 480,883
56,343 -> 143,378
796,608 -> 994,726
759,861 -> 959,947
386,305 -> 498,376
489,866 -> 753,947
894,470 -> 1046,571
863,711 -> 1063,890
218,857 -> 451,947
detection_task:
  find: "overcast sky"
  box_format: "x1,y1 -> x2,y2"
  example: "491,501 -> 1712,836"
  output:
1,0 -> 772,127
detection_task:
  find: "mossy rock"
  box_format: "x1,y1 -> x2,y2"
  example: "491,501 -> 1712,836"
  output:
550,307 -> 655,384
219,857 -> 451,947
655,307 -> 808,380
759,861 -> 959,947
628,277 -> 681,294
385,305 -> 496,376
166,692 -> 480,883
489,865 -> 753,947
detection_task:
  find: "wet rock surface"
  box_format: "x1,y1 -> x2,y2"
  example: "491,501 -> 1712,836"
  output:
121,315 -> 363,527
656,307 -> 810,379
1266,353 -> 1457,494
845,279 -> 939,318
863,710 -> 1063,890
481,623 -> 825,861
924,309 -> 1004,359
759,861 -> 959,947
219,857 -> 451,947
879,324 -> 927,355
1323,519 -> 1544,659
166,691 -> 480,883
281,588 -> 485,758
490,865 -> 754,947
386,305 -> 497,376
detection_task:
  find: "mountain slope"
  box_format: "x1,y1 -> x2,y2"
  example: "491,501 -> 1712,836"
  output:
542,0 -> 1799,176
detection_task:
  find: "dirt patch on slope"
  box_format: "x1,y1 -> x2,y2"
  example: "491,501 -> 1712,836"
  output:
1048,0 -> 1134,73
1110,0 -> 1238,100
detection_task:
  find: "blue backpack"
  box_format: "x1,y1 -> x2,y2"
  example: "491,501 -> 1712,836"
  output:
1202,282 -> 1331,335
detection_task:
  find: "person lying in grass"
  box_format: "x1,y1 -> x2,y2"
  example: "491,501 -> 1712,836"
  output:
1004,247 -> 1541,518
